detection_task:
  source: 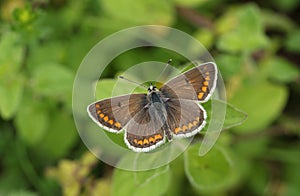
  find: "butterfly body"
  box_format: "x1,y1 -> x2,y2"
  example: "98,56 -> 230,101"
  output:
87,62 -> 218,152
147,86 -> 172,140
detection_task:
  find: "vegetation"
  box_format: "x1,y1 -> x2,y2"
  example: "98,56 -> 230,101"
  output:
0,0 -> 299,195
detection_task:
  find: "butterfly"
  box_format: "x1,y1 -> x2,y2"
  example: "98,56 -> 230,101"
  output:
87,61 -> 218,152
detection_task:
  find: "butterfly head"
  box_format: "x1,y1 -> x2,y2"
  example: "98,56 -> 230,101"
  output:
148,83 -> 158,93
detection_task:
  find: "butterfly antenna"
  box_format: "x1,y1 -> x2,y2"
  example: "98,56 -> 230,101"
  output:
119,75 -> 148,89
155,59 -> 172,86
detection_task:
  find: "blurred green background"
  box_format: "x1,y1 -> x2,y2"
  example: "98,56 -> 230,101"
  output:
1,0 -> 300,195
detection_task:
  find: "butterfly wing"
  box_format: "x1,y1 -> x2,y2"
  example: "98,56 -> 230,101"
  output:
124,102 -> 167,152
160,62 -> 217,102
165,99 -> 207,138
87,94 -> 148,133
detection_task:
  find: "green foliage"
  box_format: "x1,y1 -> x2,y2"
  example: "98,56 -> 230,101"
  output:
184,145 -> 239,193
216,4 -> 269,53
0,0 -> 300,195
229,78 -> 288,132
285,29 -> 300,52
15,97 -> 49,146
112,166 -> 171,196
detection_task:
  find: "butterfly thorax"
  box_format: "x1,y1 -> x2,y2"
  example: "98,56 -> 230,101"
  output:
147,84 -> 163,103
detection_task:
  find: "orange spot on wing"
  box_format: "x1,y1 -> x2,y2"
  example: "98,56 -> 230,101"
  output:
202,86 -> 207,92
193,120 -> 198,126
174,127 -> 181,134
188,123 -> 193,129
205,76 -> 210,81
99,113 -> 104,118
114,122 -> 121,128
143,138 -> 149,145
203,81 -> 209,86
154,134 -> 162,140
108,119 -> 114,125
103,116 -> 108,122
97,110 -> 101,114
149,137 -> 155,143
137,140 -> 143,145
182,125 -> 188,131
198,92 -> 204,99
95,104 -> 100,108
134,139 -> 138,144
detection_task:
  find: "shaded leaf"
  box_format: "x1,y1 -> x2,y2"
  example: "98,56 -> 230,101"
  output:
285,29 -> 300,53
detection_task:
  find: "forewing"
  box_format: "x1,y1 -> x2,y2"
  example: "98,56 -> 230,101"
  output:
160,62 -> 217,102
87,94 -> 147,133
165,99 -> 207,138
125,103 -> 166,152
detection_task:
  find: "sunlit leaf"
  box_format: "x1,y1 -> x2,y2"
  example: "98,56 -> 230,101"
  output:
37,112 -> 78,159
32,63 -> 74,100
229,79 -> 288,132
262,57 -> 300,83
112,166 -> 171,196
217,4 -> 269,53
15,98 -> 49,146
184,144 -> 239,193
101,0 -> 174,25
0,75 -> 24,119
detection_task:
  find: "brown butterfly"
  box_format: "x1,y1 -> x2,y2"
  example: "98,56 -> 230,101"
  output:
87,61 -> 218,152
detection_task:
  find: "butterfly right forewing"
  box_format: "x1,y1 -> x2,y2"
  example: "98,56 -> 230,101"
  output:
160,62 -> 217,102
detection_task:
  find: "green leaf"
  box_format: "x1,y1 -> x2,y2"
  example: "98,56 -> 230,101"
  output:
0,75 -> 24,119
95,79 -> 117,100
184,144 -> 239,193
101,0 -> 174,25
194,29 -> 214,49
202,100 -> 247,131
229,79 -> 288,132
0,33 -> 23,75
6,190 -> 38,196
215,54 -> 243,79
270,0 -> 300,11
112,166 -> 171,196
37,112 -> 78,159
285,29 -> 300,53
223,102 -> 247,130
0,33 -> 24,119
173,0 -> 209,7
262,57 -> 300,83
32,63 -> 74,100
261,10 -> 295,33
15,98 -> 49,146
217,4 -> 269,53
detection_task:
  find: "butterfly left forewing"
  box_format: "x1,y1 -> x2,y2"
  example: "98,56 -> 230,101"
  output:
160,62 -> 217,102
87,94 -> 147,133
